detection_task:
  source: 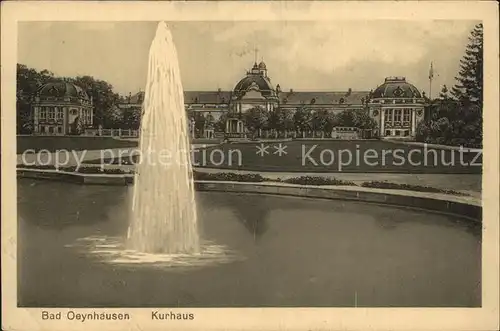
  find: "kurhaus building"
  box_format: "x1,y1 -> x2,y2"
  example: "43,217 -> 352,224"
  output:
121,61 -> 426,139
124,61 -> 426,139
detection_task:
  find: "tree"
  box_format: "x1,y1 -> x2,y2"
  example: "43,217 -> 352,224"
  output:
122,107 -> 141,130
193,112 -> 206,138
17,64 -> 55,96
269,107 -> 293,137
68,76 -> 121,127
416,24 -> 483,148
336,109 -> 356,127
451,23 -> 483,106
16,64 -> 55,134
335,109 -> 376,130
214,113 -> 228,133
439,85 -> 451,100
353,109 -> 376,129
311,109 -> 330,137
416,98 -> 482,147
106,105 -> 125,129
243,106 -> 269,138
293,106 -> 313,136
324,112 -> 339,134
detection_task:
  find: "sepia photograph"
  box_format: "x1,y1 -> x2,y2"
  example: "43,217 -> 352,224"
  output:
2,1 -> 499,331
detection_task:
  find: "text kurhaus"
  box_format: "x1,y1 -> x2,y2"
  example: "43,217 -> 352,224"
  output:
151,311 -> 195,320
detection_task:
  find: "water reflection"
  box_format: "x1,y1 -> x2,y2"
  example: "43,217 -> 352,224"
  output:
208,193 -> 270,240
17,179 -> 127,230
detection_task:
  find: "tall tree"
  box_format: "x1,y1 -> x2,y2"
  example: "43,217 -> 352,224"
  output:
122,107 -> 141,130
269,107 -> 293,137
243,106 -> 269,138
293,106 -> 313,135
451,23 -> 483,105
311,109 -> 330,136
16,64 -> 55,134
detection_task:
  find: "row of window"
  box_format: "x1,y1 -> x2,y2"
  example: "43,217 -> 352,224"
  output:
385,129 -> 411,137
38,107 -> 92,123
384,109 -> 411,123
38,107 -> 64,120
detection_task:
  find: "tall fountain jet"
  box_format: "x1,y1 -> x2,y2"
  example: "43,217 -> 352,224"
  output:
127,22 -> 200,254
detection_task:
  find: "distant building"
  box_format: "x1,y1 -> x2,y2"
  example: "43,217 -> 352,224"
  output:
368,77 -> 426,138
32,81 -> 94,135
119,62 -> 427,139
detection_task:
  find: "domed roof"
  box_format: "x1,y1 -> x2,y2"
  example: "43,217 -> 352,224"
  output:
372,77 -> 421,99
37,81 -> 90,100
258,61 -> 267,69
233,74 -> 274,93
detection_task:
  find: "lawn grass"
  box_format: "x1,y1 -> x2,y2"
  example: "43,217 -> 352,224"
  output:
82,140 -> 482,174
16,135 -> 222,154
17,136 -> 139,153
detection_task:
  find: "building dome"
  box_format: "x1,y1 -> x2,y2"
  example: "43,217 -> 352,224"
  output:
258,61 -> 267,69
372,77 -> 421,99
233,75 -> 274,94
37,81 -> 90,101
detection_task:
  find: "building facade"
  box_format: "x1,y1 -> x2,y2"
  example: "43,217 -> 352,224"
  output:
32,81 -> 94,135
368,77 -> 426,138
120,62 -> 427,139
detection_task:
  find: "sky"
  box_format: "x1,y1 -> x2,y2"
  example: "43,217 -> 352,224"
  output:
18,20 -> 478,96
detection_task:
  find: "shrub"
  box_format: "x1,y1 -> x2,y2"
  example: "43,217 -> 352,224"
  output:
193,171 -> 265,182
18,164 -> 56,170
17,164 -> 132,175
283,176 -> 357,186
361,181 -> 469,196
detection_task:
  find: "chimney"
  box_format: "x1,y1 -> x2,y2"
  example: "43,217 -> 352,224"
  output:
128,92 -> 132,104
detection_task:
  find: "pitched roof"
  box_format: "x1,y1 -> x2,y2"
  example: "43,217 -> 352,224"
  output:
126,91 -> 232,104
184,91 -> 232,104
125,90 -> 370,106
279,91 -> 369,105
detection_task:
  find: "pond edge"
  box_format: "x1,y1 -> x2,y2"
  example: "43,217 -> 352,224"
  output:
17,168 -> 482,223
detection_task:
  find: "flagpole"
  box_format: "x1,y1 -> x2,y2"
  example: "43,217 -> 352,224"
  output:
429,62 -> 434,100
429,76 -> 432,100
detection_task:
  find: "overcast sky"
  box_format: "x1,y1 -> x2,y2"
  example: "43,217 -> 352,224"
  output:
18,20 -> 478,96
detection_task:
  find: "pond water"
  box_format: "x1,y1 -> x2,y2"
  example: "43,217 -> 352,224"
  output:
17,179 -> 481,307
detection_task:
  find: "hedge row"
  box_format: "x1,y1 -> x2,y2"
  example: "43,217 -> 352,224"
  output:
280,176 -> 357,186
361,181 -> 469,196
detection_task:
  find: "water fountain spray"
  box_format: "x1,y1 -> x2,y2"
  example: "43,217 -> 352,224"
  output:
127,21 -> 200,254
